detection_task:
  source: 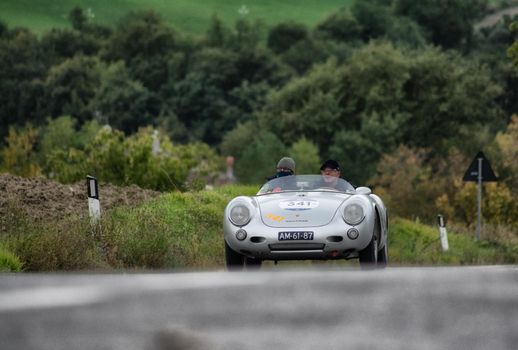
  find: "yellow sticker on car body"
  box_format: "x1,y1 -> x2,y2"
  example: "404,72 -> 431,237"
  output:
266,213 -> 286,222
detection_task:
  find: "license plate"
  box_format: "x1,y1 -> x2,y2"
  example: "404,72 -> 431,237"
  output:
278,231 -> 314,241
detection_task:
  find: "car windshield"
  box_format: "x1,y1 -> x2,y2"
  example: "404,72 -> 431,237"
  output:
257,175 -> 355,195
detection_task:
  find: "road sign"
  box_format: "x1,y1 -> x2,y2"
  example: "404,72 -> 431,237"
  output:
462,151 -> 497,241
462,151 -> 497,182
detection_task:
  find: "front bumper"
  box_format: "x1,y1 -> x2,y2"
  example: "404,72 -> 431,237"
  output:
224,216 -> 374,261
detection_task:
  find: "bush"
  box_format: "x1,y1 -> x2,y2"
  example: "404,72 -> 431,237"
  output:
0,246 -> 22,272
102,185 -> 257,269
1,201 -> 104,271
47,125 -> 221,191
389,218 -> 517,265
1,126 -> 41,177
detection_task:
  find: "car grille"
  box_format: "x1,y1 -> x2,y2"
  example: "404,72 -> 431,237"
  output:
269,243 -> 325,251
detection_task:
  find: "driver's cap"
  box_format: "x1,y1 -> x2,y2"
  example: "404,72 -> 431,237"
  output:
320,159 -> 340,171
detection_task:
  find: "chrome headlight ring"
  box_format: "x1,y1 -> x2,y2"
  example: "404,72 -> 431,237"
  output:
229,203 -> 252,226
343,202 -> 365,226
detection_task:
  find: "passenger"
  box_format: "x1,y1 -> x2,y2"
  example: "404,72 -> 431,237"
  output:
267,157 -> 296,181
265,157 -> 296,192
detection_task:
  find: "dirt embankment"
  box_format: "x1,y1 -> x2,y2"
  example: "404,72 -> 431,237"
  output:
0,173 -> 160,224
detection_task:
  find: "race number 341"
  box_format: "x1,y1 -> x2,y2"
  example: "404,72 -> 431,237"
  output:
279,200 -> 319,211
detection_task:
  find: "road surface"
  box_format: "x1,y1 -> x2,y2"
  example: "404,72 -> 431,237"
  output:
1,266 -> 518,350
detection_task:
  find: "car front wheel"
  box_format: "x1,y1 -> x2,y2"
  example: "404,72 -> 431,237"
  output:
225,241 -> 245,270
358,234 -> 378,268
245,257 -> 262,269
377,243 -> 388,268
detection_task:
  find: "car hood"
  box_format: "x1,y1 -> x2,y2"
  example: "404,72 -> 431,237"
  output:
256,191 -> 350,228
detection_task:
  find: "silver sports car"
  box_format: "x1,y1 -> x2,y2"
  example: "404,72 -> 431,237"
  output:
223,175 -> 388,269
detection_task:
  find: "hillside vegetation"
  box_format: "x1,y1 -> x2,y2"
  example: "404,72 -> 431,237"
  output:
1,179 -> 517,272
0,0 -> 353,34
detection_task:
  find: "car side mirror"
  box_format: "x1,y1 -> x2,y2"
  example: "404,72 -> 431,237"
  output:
355,186 -> 372,195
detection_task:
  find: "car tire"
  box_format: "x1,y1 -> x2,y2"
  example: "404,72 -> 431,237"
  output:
377,243 -> 388,268
245,257 -> 262,270
225,241 -> 244,271
359,214 -> 380,268
359,234 -> 378,268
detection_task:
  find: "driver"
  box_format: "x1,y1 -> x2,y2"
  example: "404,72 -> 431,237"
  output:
319,159 -> 351,191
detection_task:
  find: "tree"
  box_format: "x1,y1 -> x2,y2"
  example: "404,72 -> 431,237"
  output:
394,0 -> 488,49
339,42 -> 410,119
0,20 -> 7,38
164,45 -> 287,145
205,15 -> 231,47
495,115 -> 518,192
402,47 -> 503,149
1,126 -> 41,177
38,116 -> 101,173
42,55 -> 102,123
508,20 -> 518,73
369,146 -> 438,222
0,27 -> 47,140
40,28 -> 101,64
88,61 -> 154,133
68,6 -> 88,31
234,131 -> 287,184
351,0 -> 393,41
220,121 -> 258,159
315,8 -> 362,43
229,18 -> 264,53
279,37 -> 329,74
267,21 -> 308,54
103,11 -> 176,90
288,137 -> 320,174
329,112 -> 407,185
258,60 -> 342,155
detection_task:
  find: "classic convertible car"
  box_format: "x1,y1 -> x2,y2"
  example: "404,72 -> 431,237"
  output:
223,175 -> 388,269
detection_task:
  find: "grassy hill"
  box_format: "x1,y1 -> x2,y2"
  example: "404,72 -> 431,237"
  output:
0,0 -> 354,35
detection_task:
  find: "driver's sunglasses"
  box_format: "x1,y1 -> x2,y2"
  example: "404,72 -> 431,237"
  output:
321,168 -> 339,175
277,167 -> 293,173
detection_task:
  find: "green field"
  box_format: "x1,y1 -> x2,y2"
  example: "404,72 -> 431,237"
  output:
0,0 -> 354,34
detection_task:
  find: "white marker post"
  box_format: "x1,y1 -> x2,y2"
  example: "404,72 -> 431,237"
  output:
86,175 -> 101,224
437,214 -> 449,252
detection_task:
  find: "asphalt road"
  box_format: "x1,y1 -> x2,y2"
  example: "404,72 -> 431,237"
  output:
1,266 -> 518,350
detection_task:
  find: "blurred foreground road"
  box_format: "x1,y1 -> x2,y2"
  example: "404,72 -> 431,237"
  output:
1,266 -> 518,350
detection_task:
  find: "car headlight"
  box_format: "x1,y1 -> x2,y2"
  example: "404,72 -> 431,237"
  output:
229,204 -> 251,226
343,203 -> 364,225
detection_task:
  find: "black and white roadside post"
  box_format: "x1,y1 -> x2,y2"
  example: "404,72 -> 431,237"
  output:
86,175 -> 101,225
437,214 -> 449,252
462,151 -> 497,241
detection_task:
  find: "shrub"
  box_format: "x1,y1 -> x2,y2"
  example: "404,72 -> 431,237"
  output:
389,218 -> 517,265
102,185 -> 256,269
1,202 -> 104,271
1,126 -> 41,177
47,125 -> 221,191
0,246 -> 22,272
